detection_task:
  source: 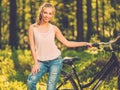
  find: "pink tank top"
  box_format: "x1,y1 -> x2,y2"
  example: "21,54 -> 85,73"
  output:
33,24 -> 61,61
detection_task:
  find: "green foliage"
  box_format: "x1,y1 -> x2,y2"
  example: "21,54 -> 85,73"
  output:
1,0 -> 120,49
0,47 -> 119,89
0,46 -> 32,89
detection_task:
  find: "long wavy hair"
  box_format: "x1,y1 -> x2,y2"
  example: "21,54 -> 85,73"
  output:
36,3 -> 55,25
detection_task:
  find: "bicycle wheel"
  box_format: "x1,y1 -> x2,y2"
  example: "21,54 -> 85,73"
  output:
56,71 -> 78,90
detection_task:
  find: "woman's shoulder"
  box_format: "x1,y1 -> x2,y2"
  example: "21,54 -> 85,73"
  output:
30,23 -> 37,28
50,23 -> 60,32
28,23 -> 38,33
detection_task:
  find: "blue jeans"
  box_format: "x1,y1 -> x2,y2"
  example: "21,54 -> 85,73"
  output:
27,56 -> 63,90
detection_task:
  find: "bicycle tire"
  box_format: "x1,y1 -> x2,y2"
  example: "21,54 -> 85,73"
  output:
56,71 -> 78,90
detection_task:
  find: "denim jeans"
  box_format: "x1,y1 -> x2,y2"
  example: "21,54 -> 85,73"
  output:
27,56 -> 63,90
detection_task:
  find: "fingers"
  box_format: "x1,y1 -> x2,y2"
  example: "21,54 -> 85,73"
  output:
31,65 -> 40,75
31,68 -> 40,75
86,43 -> 92,48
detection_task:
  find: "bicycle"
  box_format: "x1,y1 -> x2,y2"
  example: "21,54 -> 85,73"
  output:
56,35 -> 120,90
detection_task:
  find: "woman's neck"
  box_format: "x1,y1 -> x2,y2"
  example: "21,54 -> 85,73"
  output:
39,21 -> 49,26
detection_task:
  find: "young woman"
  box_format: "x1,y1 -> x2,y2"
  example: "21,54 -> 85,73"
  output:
27,2 -> 92,90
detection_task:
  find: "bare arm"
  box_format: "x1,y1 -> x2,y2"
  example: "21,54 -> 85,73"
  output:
54,26 -> 91,47
28,25 -> 39,74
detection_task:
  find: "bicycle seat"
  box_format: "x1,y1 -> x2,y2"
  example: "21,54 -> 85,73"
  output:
63,56 -> 80,65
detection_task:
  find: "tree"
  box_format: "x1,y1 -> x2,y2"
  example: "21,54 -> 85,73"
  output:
9,0 -> 18,48
86,0 -> 92,41
30,0 -> 35,24
22,0 -> 25,29
101,0 -> 105,39
110,0 -> 119,37
0,0 -> 2,48
96,0 -> 100,36
76,0 -> 84,41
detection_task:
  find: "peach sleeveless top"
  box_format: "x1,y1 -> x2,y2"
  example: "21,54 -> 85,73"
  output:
33,24 -> 61,61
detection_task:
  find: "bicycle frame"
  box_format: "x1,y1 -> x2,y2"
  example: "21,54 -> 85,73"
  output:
62,51 -> 119,90
57,35 -> 120,90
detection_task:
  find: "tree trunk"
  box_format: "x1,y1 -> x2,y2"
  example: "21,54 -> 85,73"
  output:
30,0 -> 35,24
102,0 -> 105,39
0,0 -> 2,48
96,0 -> 100,36
86,0 -> 92,41
9,0 -> 18,48
22,0 -> 25,29
110,0 -> 118,37
76,0 -> 84,41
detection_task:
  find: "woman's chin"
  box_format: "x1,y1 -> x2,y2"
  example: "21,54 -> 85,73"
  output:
43,20 -> 50,23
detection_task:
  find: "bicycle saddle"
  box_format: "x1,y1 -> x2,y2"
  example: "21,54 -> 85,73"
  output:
63,56 -> 80,65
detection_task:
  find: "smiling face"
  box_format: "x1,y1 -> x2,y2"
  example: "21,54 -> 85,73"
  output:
36,3 -> 55,25
41,7 -> 54,23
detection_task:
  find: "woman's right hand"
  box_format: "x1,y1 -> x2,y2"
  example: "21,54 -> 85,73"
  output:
86,42 -> 92,48
31,63 -> 40,75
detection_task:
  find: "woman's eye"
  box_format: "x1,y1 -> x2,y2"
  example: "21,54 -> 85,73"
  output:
49,13 -> 52,15
44,12 -> 47,14
43,11 -> 52,15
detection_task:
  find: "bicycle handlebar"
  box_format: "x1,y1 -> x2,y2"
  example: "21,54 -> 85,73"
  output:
92,35 -> 120,51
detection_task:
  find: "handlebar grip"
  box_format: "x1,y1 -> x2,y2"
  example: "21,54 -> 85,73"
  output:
92,43 -> 100,48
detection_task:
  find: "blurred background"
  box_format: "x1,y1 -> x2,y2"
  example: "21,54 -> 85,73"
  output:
0,0 -> 120,90
0,0 -> 120,49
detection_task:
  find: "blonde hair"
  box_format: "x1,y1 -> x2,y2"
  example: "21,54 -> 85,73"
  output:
36,3 -> 55,25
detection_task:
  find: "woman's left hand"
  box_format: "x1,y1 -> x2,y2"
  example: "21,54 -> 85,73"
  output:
31,63 -> 40,75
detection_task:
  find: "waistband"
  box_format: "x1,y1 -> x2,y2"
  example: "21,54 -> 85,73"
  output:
38,56 -> 62,62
